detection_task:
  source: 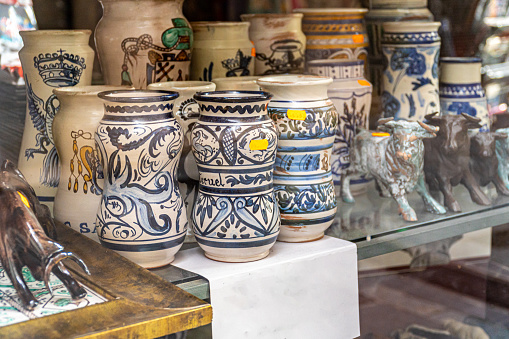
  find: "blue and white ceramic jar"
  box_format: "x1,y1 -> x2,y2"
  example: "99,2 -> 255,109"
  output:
95,90 -> 186,268
381,21 -> 441,121
439,57 -> 489,132
257,75 -> 338,242
307,59 -> 373,196
191,91 -> 279,262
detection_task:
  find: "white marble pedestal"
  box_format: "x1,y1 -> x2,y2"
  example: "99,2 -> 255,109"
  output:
172,236 -> 359,339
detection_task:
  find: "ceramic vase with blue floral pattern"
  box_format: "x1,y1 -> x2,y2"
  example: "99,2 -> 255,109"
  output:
191,91 -> 279,262
381,21 -> 441,121
307,59 -> 373,196
257,75 -> 338,242
439,57 -> 489,132
95,90 -> 186,268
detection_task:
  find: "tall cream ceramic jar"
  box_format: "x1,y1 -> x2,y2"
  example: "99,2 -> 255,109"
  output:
190,22 -> 255,81
95,0 -> 193,89
18,30 -> 94,210
241,13 -> 306,75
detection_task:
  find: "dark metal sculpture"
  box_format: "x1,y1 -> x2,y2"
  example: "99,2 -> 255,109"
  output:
0,159 -> 90,310
341,118 -> 446,221
423,113 -> 491,212
470,131 -> 509,195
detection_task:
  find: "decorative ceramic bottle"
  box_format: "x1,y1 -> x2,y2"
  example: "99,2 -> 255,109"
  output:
191,91 -> 279,262
439,57 -> 489,132
257,75 -> 338,242
307,59 -> 373,195
294,8 -> 369,69
52,85 -> 128,242
213,76 -> 261,91
381,21 -> 441,121
95,0 -> 193,89
147,80 -> 216,242
95,90 -> 186,268
190,22 -> 255,81
240,13 -> 306,75
18,30 -> 94,209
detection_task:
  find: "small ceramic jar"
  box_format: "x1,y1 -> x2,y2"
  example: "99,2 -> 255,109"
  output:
191,91 -> 279,262
95,90 -> 186,268
190,22 -> 255,81
147,80 -> 216,242
241,13 -> 306,75
439,57 -> 489,131
381,21 -> 441,121
307,59 -> 373,195
213,76 -> 261,91
258,75 -> 338,242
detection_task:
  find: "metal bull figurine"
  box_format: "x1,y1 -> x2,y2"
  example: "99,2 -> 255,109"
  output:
0,160 -> 90,310
341,118 -> 446,221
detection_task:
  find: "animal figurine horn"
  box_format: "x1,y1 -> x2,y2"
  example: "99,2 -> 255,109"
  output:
0,159 -> 90,310
341,119 -> 446,221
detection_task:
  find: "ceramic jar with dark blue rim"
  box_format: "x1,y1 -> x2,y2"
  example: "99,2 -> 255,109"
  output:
191,90 -> 279,262
257,75 -> 338,242
439,57 -> 489,132
95,89 -> 186,269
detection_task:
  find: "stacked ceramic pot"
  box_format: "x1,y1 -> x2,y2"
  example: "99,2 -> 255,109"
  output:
18,30 -> 94,210
307,59 -> 373,196
95,90 -> 186,268
381,21 -> 441,121
439,57 -> 490,132
241,13 -> 306,75
190,22 -> 255,81
365,0 -> 433,127
191,91 -> 280,262
95,0 -> 193,88
52,85 -> 129,241
258,75 -> 338,242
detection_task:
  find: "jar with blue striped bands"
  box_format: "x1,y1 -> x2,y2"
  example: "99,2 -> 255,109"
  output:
191,91 -> 280,262
258,75 -> 338,242
95,90 -> 186,268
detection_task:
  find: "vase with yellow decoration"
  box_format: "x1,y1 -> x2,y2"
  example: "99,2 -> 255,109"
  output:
191,91 -> 279,262
307,59 -> 373,196
257,75 -> 338,242
52,86 -> 130,241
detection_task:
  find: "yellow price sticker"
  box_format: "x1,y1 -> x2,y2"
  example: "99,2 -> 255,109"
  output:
251,41 -> 256,57
352,35 -> 365,43
358,79 -> 371,87
250,139 -> 269,151
17,191 -> 30,209
372,132 -> 390,137
287,109 -> 307,121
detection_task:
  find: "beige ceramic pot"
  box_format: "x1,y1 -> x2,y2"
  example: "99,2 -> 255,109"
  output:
18,30 -> 94,210
95,0 -> 193,89
190,22 -> 255,81
241,13 -> 306,75
213,76 -> 261,91
52,85 -> 130,242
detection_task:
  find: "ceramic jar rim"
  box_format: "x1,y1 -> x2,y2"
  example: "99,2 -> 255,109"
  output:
293,8 -> 368,14
307,59 -> 364,67
53,86 -> 132,96
370,0 -> 427,8
382,21 -> 441,32
148,81 -> 215,90
191,21 -> 250,28
194,90 -> 272,103
257,75 -> 332,87
213,76 -> 260,83
440,57 -> 481,64
98,90 -> 179,103
240,13 -> 303,19
19,29 -> 92,37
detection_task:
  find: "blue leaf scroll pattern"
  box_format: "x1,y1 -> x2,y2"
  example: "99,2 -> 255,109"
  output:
390,48 -> 426,76
447,102 -> 477,117
274,182 -> 336,214
382,91 -> 401,118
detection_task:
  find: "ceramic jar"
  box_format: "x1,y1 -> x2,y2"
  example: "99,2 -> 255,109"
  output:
95,90 -> 186,268
257,75 -> 338,242
191,91 -> 279,262
294,8 -> 369,68
147,80 -> 216,242
365,0 -> 433,127
18,30 -> 94,210
213,76 -> 261,91
307,59 -> 373,196
52,85 -> 128,241
95,0 -> 193,89
439,57 -> 490,132
240,13 -> 306,75
190,22 -> 255,81
381,21 -> 441,121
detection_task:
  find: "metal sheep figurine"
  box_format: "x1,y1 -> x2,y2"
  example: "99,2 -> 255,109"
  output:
0,160 -> 90,310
